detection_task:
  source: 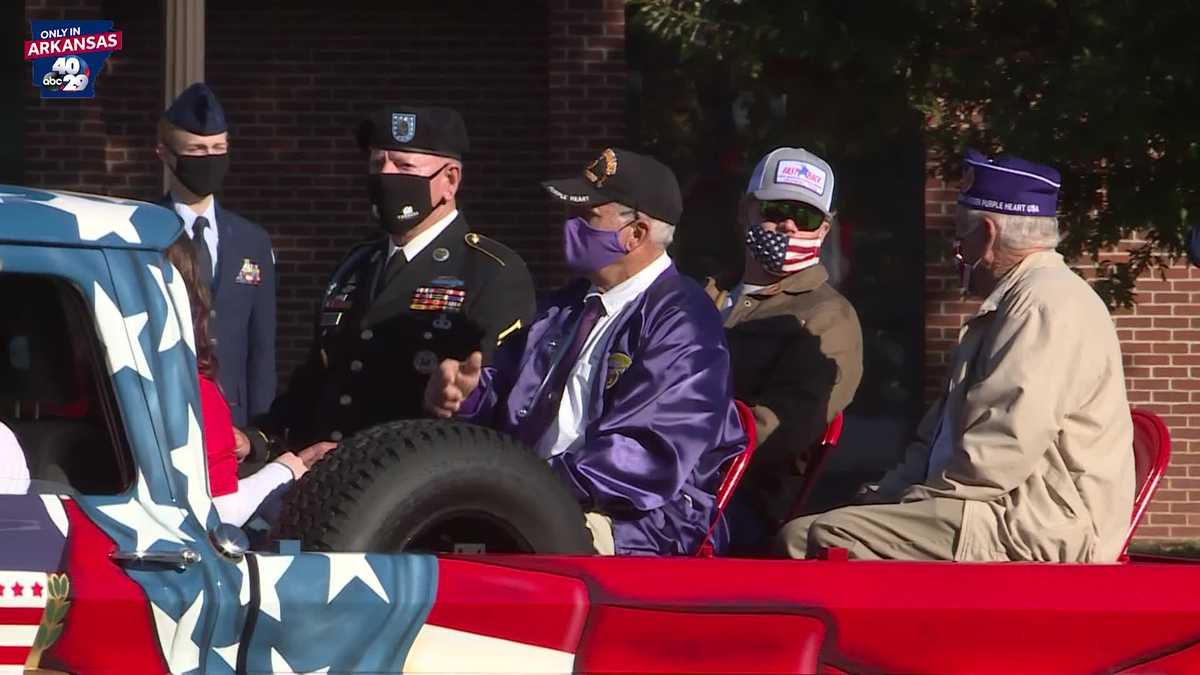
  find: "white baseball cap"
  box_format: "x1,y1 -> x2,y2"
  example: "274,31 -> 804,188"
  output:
746,147 -> 835,216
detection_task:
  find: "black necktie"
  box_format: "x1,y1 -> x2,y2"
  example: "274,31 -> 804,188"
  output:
192,216 -> 214,287
375,249 -> 408,297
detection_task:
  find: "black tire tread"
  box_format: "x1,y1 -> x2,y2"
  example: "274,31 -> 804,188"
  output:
274,420 -> 591,554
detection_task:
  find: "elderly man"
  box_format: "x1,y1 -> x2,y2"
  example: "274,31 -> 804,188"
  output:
425,148 -> 746,556
778,149 -> 1134,562
707,148 -> 863,553
157,82 -> 277,428
252,105 -> 535,453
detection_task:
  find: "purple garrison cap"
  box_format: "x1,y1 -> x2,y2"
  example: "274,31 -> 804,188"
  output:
957,148 -> 1061,217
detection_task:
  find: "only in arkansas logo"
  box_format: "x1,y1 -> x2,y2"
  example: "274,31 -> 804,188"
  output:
24,20 -> 123,99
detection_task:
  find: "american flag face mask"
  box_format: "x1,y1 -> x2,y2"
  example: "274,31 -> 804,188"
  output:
745,223 -> 824,276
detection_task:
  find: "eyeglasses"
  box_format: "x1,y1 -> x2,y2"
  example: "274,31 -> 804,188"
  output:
758,201 -> 826,231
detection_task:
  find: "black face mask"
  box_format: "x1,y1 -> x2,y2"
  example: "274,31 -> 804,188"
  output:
170,152 -> 230,197
367,164 -> 448,234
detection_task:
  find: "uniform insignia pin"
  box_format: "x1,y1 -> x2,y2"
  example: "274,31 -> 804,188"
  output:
413,349 -> 438,374
605,352 -> 633,389
432,247 -> 450,262
236,258 -> 262,285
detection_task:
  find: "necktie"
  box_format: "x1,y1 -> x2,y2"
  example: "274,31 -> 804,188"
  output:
375,249 -> 408,297
517,294 -> 606,448
192,216 -> 214,287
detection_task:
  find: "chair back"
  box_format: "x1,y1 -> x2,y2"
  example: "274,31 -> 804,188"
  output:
1125,409 -> 1171,556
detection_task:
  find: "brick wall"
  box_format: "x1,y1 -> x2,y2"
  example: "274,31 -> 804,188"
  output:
206,0 -> 627,377
924,175 -> 1200,542
24,0 -> 162,199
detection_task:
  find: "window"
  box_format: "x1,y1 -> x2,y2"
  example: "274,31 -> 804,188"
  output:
0,273 -> 134,494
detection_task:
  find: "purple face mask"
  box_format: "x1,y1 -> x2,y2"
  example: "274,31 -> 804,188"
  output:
562,216 -> 629,274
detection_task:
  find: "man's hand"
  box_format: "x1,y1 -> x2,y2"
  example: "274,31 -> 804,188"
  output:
233,427 -> 251,461
854,483 -> 890,505
424,351 -> 483,418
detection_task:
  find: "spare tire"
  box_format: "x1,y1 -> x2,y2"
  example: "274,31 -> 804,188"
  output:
273,419 -> 594,555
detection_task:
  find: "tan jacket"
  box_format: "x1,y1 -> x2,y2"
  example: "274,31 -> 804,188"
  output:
877,251 -> 1134,562
707,264 -> 863,520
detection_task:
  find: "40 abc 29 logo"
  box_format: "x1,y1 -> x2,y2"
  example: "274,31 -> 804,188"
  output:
24,20 -> 122,99
40,56 -> 90,94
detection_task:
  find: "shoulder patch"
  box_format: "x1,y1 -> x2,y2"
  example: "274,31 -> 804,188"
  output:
464,232 -> 517,268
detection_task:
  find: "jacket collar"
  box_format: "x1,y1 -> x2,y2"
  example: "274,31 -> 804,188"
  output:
975,250 -> 1064,316
746,263 -> 829,297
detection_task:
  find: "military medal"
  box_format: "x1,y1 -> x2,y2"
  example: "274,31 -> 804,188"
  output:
410,285 -> 466,312
325,293 -> 352,310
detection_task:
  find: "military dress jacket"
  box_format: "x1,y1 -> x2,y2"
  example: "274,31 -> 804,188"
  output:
160,197 -> 277,427
260,214 -> 535,448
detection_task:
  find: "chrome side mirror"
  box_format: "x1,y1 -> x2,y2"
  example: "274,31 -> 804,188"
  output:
208,523 -> 250,563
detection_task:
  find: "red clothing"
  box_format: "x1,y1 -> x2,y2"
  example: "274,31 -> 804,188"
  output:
199,374 -> 239,497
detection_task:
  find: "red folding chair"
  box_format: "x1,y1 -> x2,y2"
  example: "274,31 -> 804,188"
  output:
1123,408 -> 1171,559
786,412 -> 845,521
695,400 -> 757,557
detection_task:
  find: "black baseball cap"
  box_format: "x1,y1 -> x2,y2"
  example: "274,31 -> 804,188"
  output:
543,147 -> 683,225
355,105 -> 469,160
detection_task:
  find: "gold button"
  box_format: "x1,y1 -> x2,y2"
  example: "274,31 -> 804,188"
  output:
331,430 -> 343,441
350,360 -> 363,372
361,329 -> 374,340
339,394 -> 352,406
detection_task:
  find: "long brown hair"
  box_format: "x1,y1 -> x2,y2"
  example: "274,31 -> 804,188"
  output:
165,235 -> 218,379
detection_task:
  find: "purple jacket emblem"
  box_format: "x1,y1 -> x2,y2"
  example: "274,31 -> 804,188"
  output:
462,264 -> 746,555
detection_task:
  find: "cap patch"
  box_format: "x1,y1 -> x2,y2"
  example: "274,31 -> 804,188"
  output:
585,148 -> 618,187
775,160 -> 826,195
392,113 -> 416,143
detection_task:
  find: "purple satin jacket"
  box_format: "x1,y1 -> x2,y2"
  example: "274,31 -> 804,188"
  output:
461,263 -> 746,555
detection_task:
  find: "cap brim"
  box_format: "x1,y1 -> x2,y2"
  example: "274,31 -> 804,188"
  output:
751,187 -> 831,217
542,178 -> 613,207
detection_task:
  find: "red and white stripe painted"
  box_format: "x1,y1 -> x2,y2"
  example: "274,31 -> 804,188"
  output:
0,570 -> 49,673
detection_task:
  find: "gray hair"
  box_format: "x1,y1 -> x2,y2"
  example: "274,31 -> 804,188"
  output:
960,206 -> 1060,250
647,216 -> 676,248
620,205 -> 676,248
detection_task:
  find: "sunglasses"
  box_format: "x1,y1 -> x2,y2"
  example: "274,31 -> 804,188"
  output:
758,201 -> 826,231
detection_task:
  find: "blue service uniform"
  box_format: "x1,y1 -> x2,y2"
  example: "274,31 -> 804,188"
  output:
161,82 -> 277,426
160,197 -> 277,426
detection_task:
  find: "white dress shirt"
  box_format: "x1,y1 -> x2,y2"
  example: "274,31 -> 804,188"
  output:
173,198 -> 219,277
536,252 -> 674,458
386,209 -> 459,264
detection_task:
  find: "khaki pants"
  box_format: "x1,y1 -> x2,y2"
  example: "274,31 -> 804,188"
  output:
585,512 -> 615,556
776,497 -> 964,560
